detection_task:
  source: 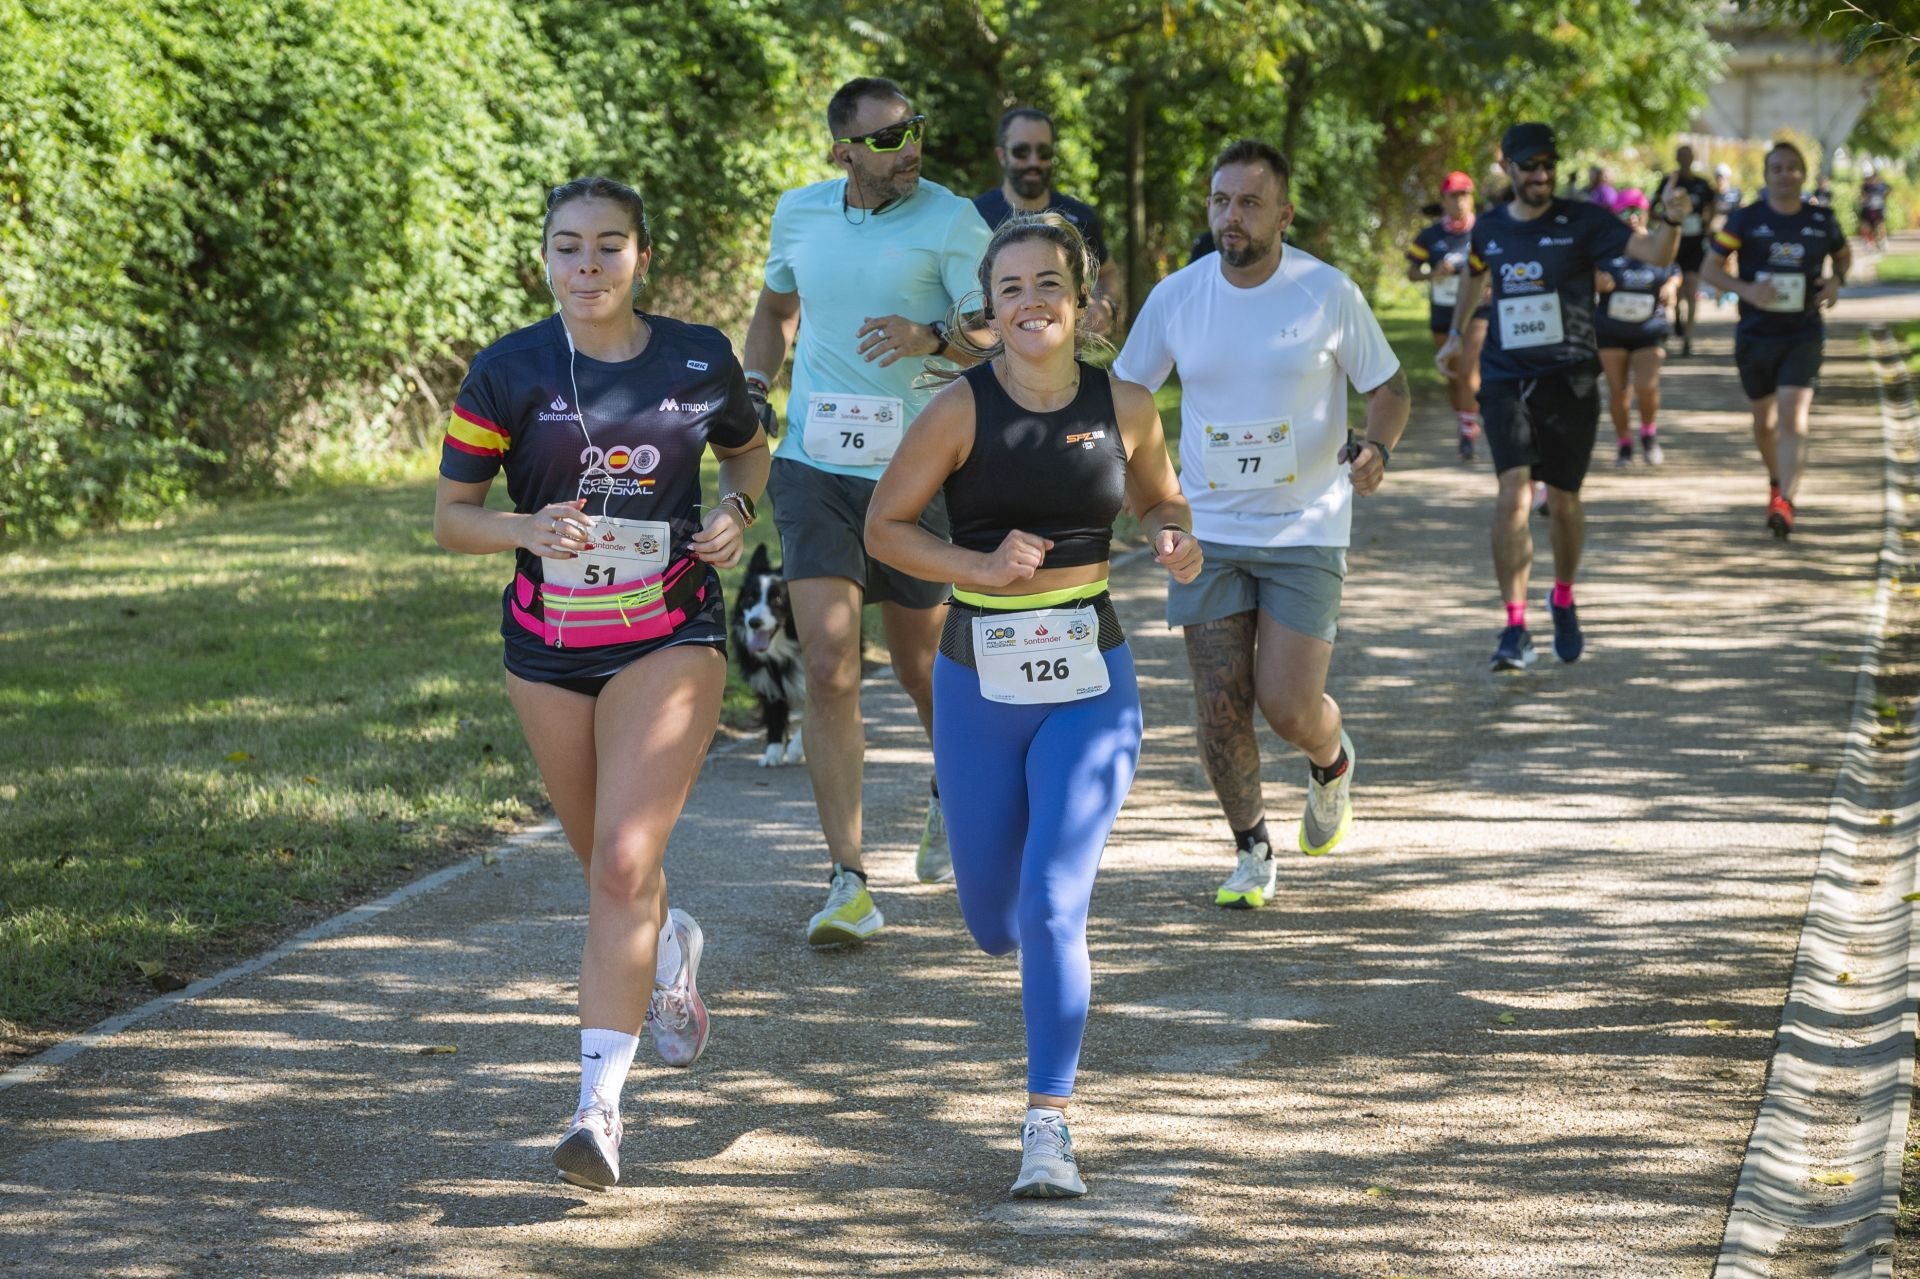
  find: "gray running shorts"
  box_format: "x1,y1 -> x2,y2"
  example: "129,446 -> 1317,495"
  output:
1165,541 -> 1347,642
766,455 -> 950,609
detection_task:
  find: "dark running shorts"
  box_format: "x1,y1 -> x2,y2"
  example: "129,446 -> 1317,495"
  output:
1734,332 -> 1824,400
1675,238 -> 1707,274
766,455 -> 950,608
1477,365 -> 1603,493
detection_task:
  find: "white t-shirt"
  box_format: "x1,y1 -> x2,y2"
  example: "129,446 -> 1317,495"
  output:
1113,247 -> 1399,548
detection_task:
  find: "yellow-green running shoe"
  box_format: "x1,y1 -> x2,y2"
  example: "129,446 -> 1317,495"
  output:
1298,730 -> 1355,856
915,795 -> 953,884
807,863 -> 884,946
1214,844 -> 1277,907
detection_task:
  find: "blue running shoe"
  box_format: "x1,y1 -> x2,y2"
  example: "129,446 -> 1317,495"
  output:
1490,625 -> 1537,672
1548,593 -> 1584,663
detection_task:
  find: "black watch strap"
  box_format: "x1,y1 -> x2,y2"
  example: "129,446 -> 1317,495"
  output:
929,319 -> 950,357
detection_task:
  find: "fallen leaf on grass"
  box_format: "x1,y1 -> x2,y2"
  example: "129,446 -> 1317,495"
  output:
303,776 -> 320,786
1706,1019 -> 1738,1030
397,862 -> 415,872
134,959 -> 165,978
418,1045 -> 458,1056
1365,1185 -> 1392,1197
1495,1012 -> 1517,1024
480,850 -> 498,867
1811,1170 -> 1857,1186
224,750 -> 252,763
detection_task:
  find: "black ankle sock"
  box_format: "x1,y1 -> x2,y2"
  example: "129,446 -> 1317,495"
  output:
834,863 -> 868,885
1310,748 -> 1350,786
930,776 -> 940,800
1232,819 -> 1273,857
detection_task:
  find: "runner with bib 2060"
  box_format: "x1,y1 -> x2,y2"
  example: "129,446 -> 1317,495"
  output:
1438,122 -> 1690,674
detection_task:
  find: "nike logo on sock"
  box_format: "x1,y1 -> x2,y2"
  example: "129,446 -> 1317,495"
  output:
582,1051 -> 603,1060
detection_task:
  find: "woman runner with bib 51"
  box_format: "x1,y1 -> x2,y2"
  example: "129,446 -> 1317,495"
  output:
433,177 -> 769,1191
866,212 -> 1202,1199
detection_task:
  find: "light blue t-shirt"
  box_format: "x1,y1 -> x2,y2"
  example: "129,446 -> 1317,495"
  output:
763,177 -> 992,479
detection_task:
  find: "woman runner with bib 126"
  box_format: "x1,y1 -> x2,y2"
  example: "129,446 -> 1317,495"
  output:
433,177 -> 769,1191
865,212 -> 1202,1199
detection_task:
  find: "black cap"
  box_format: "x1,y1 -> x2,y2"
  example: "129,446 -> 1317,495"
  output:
1500,122 -> 1557,167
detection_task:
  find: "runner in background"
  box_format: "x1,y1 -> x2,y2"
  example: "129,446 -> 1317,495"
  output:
974,108 -> 1123,335
1652,144 -> 1716,356
1859,164 -> 1891,252
1595,191 -> 1680,466
1700,140 -> 1849,539
1407,171 -> 1489,461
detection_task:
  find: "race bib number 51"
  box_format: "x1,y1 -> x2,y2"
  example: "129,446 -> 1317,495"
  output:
804,392 -> 904,467
972,606 -> 1110,705
1755,271 -> 1807,314
543,516 -> 671,589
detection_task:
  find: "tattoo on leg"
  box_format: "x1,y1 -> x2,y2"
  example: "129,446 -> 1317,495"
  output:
1185,615 -> 1264,828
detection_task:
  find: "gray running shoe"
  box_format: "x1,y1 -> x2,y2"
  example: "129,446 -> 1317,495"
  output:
916,796 -> 953,883
1011,1114 -> 1086,1198
1299,730 -> 1355,856
646,908 -> 709,1068
552,1097 -> 621,1190
1214,844 -> 1277,908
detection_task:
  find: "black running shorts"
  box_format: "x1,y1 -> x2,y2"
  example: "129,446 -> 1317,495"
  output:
766,455 -> 950,608
1734,332 -> 1823,401
1477,365 -> 1603,492
1675,238 -> 1706,274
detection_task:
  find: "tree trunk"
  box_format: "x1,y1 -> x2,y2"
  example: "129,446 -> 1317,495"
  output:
1125,75 -> 1148,329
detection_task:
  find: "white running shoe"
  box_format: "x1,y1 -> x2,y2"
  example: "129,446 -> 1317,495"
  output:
1214,844 -> 1277,908
916,795 -> 953,883
552,1096 -> 622,1190
647,908 -> 709,1068
1011,1113 -> 1086,1198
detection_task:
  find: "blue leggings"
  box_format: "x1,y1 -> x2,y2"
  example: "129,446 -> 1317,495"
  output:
932,644 -> 1142,1098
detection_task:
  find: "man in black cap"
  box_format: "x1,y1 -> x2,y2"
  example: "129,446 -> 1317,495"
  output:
1437,122 -> 1692,673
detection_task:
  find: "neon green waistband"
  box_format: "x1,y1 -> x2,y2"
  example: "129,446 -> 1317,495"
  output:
952,577 -> 1109,610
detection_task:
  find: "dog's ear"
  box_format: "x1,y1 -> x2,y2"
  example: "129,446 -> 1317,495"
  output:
746,542 -> 771,575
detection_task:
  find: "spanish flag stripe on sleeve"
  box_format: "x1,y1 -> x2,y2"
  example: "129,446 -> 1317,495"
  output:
1468,251 -> 1486,273
1407,244 -> 1431,262
1711,229 -> 1740,253
447,404 -> 509,456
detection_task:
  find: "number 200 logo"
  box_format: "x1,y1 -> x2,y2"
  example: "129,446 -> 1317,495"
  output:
1500,260 -> 1545,285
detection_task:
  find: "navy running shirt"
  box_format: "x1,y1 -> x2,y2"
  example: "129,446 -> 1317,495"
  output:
1468,198 -> 1633,381
1595,257 -> 1677,340
1710,199 -> 1843,339
972,187 -> 1111,265
440,312 -> 759,650
1407,219 -> 1486,328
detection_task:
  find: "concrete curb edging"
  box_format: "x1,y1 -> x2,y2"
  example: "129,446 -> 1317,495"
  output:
1713,323 -> 1920,1278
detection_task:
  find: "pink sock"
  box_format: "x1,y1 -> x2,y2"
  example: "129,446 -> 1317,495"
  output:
1551,581 -> 1575,608
1640,421 -> 1657,437
1505,601 -> 1527,629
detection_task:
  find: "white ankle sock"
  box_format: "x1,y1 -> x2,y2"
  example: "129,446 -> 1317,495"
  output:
655,923 -> 683,986
578,1028 -> 641,1113
1025,1106 -> 1065,1127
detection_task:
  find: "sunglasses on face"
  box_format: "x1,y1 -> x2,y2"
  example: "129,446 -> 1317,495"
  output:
1515,159 -> 1556,175
1007,143 -> 1054,162
837,115 -> 927,153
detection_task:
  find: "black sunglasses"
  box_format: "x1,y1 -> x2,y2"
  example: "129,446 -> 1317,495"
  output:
1514,158 -> 1557,175
836,115 -> 927,153
1007,143 -> 1054,162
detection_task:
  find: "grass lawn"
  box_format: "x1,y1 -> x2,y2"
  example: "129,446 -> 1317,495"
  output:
0,291 -> 1434,1048
1877,251 -> 1920,286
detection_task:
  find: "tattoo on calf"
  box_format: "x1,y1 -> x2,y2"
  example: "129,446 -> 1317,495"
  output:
1184,614 -> 1265,828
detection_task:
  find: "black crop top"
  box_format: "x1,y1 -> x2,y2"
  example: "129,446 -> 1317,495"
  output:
944,361 -> 1128,569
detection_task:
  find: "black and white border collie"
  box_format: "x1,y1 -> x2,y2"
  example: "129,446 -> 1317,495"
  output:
730,543 -> 806,767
